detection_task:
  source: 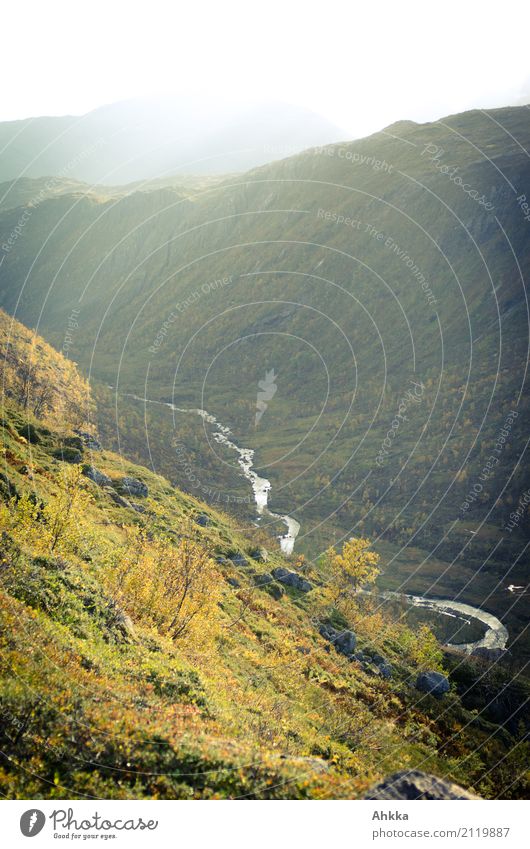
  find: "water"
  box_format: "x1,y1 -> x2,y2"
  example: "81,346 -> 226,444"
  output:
126,395 -> 300,555
125,393 -> 508,649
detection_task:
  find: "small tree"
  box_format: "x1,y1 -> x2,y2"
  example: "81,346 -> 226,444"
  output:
106,528 -> 221,641
44,464 -> 91,552
326,537 -> 380,604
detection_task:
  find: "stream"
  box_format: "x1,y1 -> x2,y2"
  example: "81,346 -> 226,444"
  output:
126,394 -> 508,653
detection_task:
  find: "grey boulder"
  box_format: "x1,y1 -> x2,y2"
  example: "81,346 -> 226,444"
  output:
272,567 -> 313,593
365,770 -> 479,800
415,671 -> 450,698
83,465 -> 112,487
319,624 -> 356,657
120,477 -> 148,498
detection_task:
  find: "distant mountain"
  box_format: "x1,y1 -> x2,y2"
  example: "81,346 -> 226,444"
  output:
0,96 -> 346,183
0,105 -> 529,660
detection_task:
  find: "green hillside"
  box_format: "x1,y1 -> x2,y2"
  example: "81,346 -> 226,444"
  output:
0,105 -> 529,660
1,308 -> 528,799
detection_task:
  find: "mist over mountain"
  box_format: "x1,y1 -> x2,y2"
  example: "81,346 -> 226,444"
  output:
0,95 -> 346,183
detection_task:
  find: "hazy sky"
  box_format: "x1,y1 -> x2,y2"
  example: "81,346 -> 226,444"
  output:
3,0 -> 529,137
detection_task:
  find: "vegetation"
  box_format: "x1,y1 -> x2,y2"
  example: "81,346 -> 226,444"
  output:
0,313 -> 528,799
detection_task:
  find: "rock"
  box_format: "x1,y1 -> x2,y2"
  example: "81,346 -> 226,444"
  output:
226,577 -> 241,588
75,430 -> 103,451
378,663 -> 393,679
253,572 -> 274,587
272,567 -> 313,593
334,630 -> 357,656
319,624 -> 356,657
194,513 -> 211,527
83,465 -> 112,487
250,547 -> 269,562
268,584 -> 284,600
229,553 -> 249,568
130,502 -> 147,514
119,476 -> 148,498
415,671 -> 450,698
104,487 -> 133,509
365,770 -> 479,800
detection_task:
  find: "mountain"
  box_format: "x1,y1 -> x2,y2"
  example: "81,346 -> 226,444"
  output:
0,96 -> 346,183
0,105 -> 529,663
1,307 -> 528,799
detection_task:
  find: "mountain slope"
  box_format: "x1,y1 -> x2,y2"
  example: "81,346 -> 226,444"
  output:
3,311 -> 528,799
0,105 -> 529,661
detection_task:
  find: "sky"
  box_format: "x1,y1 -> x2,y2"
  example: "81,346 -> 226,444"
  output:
2,0 -> 529,138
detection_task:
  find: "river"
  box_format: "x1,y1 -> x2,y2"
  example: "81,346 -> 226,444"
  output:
126,394 -> 508,652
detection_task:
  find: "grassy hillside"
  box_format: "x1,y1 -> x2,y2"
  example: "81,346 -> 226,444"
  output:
1,312 -> 528,799
0,106 -> 529,659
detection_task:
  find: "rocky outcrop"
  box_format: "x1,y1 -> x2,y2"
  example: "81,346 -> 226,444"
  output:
365,770 -> 479,800
229,553 -> 249,568
75,430 -> 103,450
194,513 -> 211,526
250,547 -> 269,562
83,465 -> 112,487
119,476 -> 148,498
415,671 -> 450,698
319,623 -> 356,657
272,567 -> 313,593
253,572 -> 274,588
104,487 -> 134,509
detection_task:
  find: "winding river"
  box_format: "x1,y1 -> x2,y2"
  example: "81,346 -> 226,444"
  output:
126,394 -> 508,653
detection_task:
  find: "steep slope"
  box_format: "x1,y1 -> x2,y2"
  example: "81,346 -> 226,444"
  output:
0,106 -> 529,659
1,312 -> 528,800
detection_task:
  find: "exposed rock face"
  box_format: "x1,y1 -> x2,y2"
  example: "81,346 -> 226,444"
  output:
251,547 -> 269,562
229,553 -> 249,568
120,476 -> 148,498
365,770 -> 479,800
83,465 -> 112,487
104,487 -> 133,509
75,430 -> 103,451
272,567 -> 313,593
319,624 -> 356,657
253,572 -> 274,588
415,671 -> 450,698
194,513 -> 211,526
